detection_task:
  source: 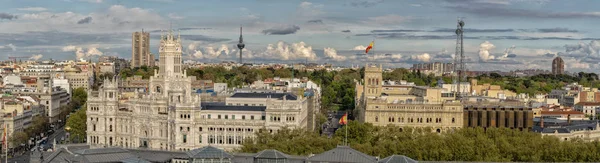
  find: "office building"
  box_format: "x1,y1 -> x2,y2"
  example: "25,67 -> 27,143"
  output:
131,31 -> 154,68
552,56 -> 564,75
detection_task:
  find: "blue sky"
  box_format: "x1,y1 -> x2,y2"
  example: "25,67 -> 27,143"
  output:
1,0 -> 600,72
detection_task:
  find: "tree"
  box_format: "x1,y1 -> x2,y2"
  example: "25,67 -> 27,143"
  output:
72,87 -> 88,106
240,124 -> 600,162
9,131 -> 29,147
66,107 -> 87,143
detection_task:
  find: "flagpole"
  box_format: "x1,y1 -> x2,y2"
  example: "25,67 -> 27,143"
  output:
4,123 -> 7,163
345,111 -> 348,146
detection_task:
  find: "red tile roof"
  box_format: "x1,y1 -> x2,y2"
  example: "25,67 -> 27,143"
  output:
576,102 -> 600,106
541,111 -> 584,115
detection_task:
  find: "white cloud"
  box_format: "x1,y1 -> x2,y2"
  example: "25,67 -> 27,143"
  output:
410,53 -> 431,62
297,1 -> 324,18
365,14 -> 411,25
30,54 -> 43,60
62,45 -> 103,59
478,41 -> 496,62
559,40 -> 600,57
62,45 -> 77,52
501,45 -> 516,58
261,41 -> 318,61
353,45 -> 367,50
17,7 -> 47,12
371,53 -> 403,62
80,0 -> 103,3
204,44 -> 230,58
569,62 -> 590,69
0,44 -> 17,51
323,47 -> 347,61
168,13 -> 183,20
2,5 -> 165,33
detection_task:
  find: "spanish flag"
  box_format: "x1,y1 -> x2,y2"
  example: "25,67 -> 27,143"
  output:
365,41 -> 374,54
339,113 -> 348,125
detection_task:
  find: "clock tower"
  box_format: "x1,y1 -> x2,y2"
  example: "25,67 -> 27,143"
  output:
158,29 -> 183,77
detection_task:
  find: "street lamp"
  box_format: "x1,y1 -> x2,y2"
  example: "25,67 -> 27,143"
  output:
65,127 -> 71,143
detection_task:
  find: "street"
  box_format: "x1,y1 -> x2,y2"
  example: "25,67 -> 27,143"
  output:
5,126 -> 66,163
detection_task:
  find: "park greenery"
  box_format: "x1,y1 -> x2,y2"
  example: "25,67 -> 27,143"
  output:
471,73 -> 600,96
65,87 -> 88,143
239,121 -> 600,162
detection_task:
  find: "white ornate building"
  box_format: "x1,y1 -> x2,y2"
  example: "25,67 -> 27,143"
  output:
87,30 -> 313,151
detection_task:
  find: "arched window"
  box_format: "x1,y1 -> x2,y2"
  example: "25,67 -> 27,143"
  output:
156,86 -> 161,93
452,118 -> 455,123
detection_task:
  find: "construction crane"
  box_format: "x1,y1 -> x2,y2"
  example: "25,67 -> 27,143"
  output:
8,56 -> 30,63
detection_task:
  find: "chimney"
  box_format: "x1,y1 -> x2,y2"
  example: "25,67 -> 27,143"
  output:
567,114 -> 571,125
540,116 -> 544,128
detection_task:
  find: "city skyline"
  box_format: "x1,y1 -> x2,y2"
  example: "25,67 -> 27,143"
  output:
1,0 -> 600,72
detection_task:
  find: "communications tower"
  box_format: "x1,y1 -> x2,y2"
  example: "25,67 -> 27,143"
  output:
453,19 -> 465,100
237,26 -> 245,64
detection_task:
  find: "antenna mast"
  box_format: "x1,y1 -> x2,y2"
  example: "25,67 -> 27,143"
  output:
453,18 -> 465,100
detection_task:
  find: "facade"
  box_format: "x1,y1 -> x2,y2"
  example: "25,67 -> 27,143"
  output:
536,122 -> 600,141
3,87 -> 70,123
98,62 -> 116,74
0,96 -> 43,148
552,56 -> 564,75
64,63 -> 94,91
411,62 -> 454,76
463,105 -> 534,131
357,64 -> 464,132
87,30 -> 312,151
119,75 -> 149,92
131,31 -> 154,68
574,102 -> 600,116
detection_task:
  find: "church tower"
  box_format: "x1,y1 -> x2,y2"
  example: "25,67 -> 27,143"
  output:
158,29 -> 183,76
364,63 -> 383,98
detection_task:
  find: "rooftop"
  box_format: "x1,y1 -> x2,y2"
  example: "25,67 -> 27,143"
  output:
231,92 -> 298,100
201,102 -> 267,112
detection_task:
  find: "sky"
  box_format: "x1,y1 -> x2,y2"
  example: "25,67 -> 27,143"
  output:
1,0 -> 600,72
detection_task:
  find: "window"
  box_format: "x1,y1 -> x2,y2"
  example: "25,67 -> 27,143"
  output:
251,116 -> 255,120
180,127 -> 183,131
375,116 -> 379,122
209,135 -> 215,144
242,115 -> 246,120
199,135 -> 202,143
183,135 -> 187,143
452,118 -> 455,123
225,115 -> 228,119
93,125 -> 96,131
208,114 -> 211,119
261,116 -> 266,120
232,115 -> 236,120
199,127 -> 203,132
218,115 -> 221,119
109,125 -> 113,132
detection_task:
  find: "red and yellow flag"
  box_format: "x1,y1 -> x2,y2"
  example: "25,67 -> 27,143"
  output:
365,41 -> 374,54
339,113 -> 348,125
2,124 -> 6,146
